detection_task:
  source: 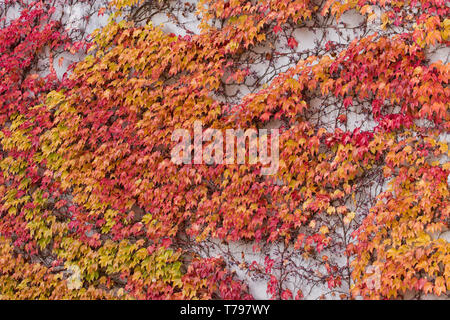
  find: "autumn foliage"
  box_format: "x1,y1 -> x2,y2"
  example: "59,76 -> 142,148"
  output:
0,0 -> 448,299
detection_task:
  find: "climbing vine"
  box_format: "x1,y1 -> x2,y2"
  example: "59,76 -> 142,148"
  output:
0,0 -> 448,299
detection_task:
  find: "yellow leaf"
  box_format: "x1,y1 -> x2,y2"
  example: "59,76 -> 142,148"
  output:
344,211 -> 355,225
368,12 -> 377,23
320,226 -> 329,234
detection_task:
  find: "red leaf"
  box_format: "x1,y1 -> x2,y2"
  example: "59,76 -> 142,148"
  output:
273,25 -> 282,34
343,97 -> 353,108
287,37 -> 298,49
